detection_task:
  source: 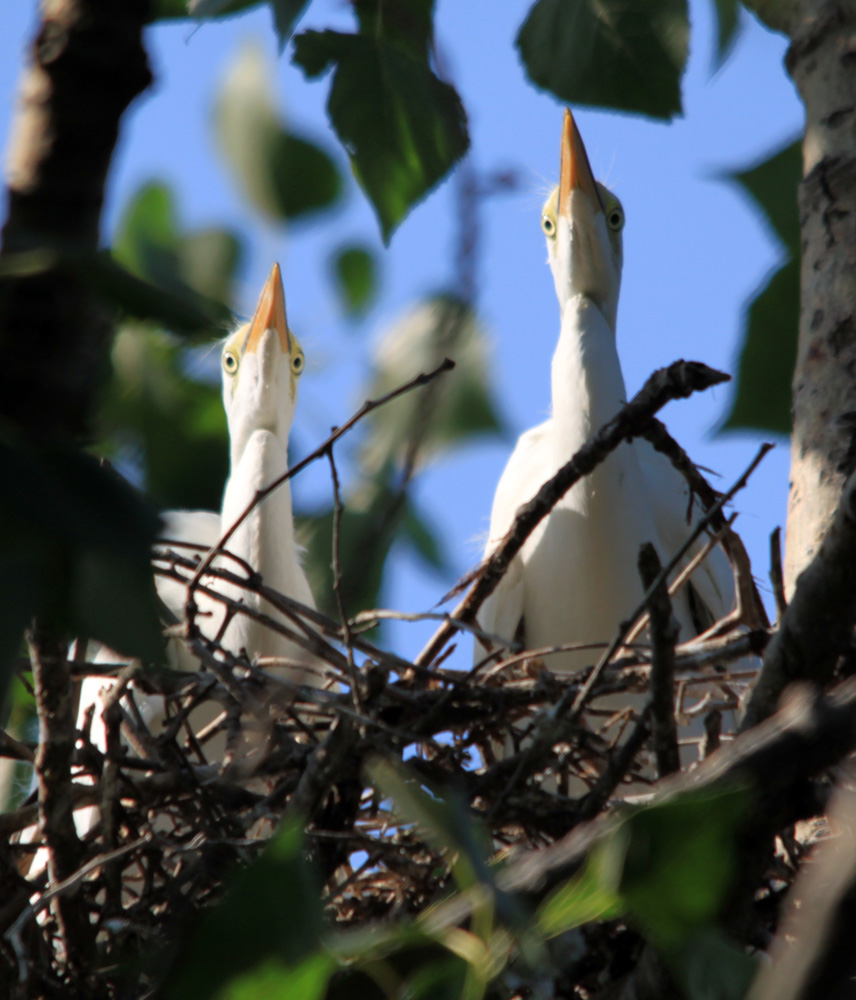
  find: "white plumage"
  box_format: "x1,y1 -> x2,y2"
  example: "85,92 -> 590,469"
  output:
476,111 -> 734,676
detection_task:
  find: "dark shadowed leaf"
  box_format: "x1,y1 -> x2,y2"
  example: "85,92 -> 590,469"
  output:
100,327 -> 228,511
272,0 -> 311,48
516,0 -> 689,120
721,260 -> 797,435
223,955 -> 333,1000
215,43 -> 341,222
331,244 -> 378,318
401,499 -> 449,574
719,139 -> 801,436
712,0 -> 742,67
162,819 -> 326,1000
729,139 -> 801,251
187,0 -> 263,19
619,787 -> 748,950
113,180 -> 241,328
669,927 -> 758,1000
297,478 -> 404,618
293,31 -> 468,240
353,0 -> 434,57
0,435 -> 164,678
361,296 -> 504,476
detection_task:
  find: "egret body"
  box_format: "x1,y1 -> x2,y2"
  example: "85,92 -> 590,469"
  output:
476,112 -> 734,674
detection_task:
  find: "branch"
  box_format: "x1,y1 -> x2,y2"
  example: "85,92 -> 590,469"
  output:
0,0 -> 152,439
415,360 -> 730,669
186,358 -> 455,612
742,469 -> 856,730
638,543 -> 680,777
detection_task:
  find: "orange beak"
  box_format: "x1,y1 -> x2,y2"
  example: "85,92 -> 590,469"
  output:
244,262 -> 290,354
558,109 -> 603,219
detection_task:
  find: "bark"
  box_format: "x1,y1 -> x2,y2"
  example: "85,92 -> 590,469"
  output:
0,0 -> 152,442
781,0 -> 856,593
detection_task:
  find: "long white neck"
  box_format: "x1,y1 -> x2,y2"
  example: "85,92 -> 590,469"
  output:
219,429 -> 301,659
551,293 -> 627,461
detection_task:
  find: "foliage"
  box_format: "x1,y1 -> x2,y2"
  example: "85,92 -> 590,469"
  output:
720,139 -> 801,436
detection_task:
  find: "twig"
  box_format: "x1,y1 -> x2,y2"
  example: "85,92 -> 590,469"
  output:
186,358 -> 455,619
327,447 -> 362,713
640,419 -> 771,630
415,360 -> 731,669
769,526 -> 788,625
28,624 -> 89,969
638,544 -> 680,777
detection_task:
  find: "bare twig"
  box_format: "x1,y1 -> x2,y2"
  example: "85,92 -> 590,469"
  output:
769,526 -> 788,625
638,544 -> 680,777
416,361 -> 731,669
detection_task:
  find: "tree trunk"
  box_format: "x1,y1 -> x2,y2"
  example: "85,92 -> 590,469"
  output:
781,0 -> 856,595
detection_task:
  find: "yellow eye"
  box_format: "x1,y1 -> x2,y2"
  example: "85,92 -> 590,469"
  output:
222,350 -> 239,375
291,351 -> 305,376
541,213 -> 556,237
607,206 -> 624,232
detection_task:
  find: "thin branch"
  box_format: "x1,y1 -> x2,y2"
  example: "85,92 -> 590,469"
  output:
415,360 -> 731,669
769,526 -> 788,625
185,358 -> 455,618
638,543 -> 680,778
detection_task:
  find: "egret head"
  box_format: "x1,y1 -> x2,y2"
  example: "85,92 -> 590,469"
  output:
221,262 -> 305,461
541,110 -> 624,329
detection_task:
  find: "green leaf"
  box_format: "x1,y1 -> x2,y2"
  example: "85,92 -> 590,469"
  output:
711,0 -> 742,67
728,139 -> 801,252
401,499 -> 449,575
188,0 -> 264,19
298,479 -> 403,618
619,787 -> 749,950
360,296 -> 504,476
293,31 -> 468,240
669,928 -> 758,1000
113,180 -> 242,326
331,244 -> 378,318
719,139 -> 801,436
272,0 -> 311,49
162,819 -> 325,1000
516,0 -> 689,120
0,436 -> 164,673
215,42 -> 341,222
536,846 -> 624,937
720,260 -> 797,435
101,327 -> 228,510
217,954 -> 334,1000
353,0 -> 434,58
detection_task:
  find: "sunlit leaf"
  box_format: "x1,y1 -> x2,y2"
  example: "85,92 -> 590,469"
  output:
215,42 -> 341,222
516,0 -> 689,120
218,954 -> 333,1000
162,819 -> 325,1000
331,244 -> 378,318
293,30 -> 468,240
361,296 -> 504,476
536,848 -> 623,937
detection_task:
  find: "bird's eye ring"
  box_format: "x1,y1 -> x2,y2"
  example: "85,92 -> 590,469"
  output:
607,208 -> 624,231
222,351 -> 239,374
541,214 -> 556,237
291,353 -> 304,375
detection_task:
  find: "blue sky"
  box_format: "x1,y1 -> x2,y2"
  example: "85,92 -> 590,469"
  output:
1,2 -> 803,662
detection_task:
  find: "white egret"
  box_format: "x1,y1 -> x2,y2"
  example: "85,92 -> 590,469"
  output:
29,264 -> 319,862
476,111 -> 734,682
